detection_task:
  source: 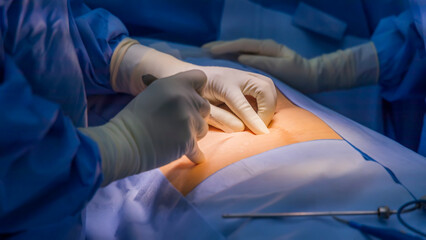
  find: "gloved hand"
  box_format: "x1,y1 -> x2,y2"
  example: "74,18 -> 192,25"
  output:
110,38 -> 276,135
203,39 -> 379,94
198,66 -> 276,135
80,70 -> 210,186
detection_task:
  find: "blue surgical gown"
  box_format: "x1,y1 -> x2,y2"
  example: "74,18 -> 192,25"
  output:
0,0 -> 128,238
372,9 -> 426,152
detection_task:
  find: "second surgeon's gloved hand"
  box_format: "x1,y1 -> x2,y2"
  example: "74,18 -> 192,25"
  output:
110,38 -> 277,135
203,39 -> 380,94
80,70 -> 210,186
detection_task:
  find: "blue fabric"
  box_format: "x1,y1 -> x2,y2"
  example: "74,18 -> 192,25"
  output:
72,5 -> 129,96
84,0 -> 225,46
0,0 -> 129,238
86,169 -> 224,239
419,112 -> 426,155
408,0 -> 426,155
372,11 -> 426,151
188,142 -> 426,239
249,0 -> 371,38
85,42 -> 426,239
362,0 -> 409,35
372,11 -> 424,98
248,0 -> 407,38
292,3 -> 347,40
83,0 -> 404,45
410,0 -> 426,51
219,0 -> 369,58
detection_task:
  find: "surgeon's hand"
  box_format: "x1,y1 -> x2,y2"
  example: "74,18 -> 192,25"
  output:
203,39 -> 379,94
80,70 -> 210,186
111,38 -> 277,135
198,66 -> 276,135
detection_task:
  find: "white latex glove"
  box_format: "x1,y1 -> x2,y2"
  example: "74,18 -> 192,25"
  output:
80,70 -> 210,186
203,39 -> 379,94
199,66 -> 276,134
110,38 -> 276,135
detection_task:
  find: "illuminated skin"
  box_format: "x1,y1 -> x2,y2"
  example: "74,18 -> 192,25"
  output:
160,89 -> 342,195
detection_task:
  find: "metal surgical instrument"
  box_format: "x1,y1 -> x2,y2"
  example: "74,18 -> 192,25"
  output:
222,197 -> 426,238
223,196 -> 426,220
223,206 -> 397,219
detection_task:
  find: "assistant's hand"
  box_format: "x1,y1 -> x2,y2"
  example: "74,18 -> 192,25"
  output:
204,39 -> 314,92
204,38 -> 379,94
80,70 -> 210,186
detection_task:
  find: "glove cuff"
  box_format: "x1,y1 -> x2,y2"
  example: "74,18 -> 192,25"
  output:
79,119 -> 152,187
79,125 -> 121,186
111,38 -> 196,95
352,42 -> 380,87
313,42 -> 379,93
110,38 -> 145,95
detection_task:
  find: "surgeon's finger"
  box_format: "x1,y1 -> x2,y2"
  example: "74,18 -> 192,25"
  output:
206,39 -> 261,55
224,91 -> 269,135
243,76 -> 277,126
206,39 -> 282,57
201,41 -> 226,49
186,140 -> 206,164
207,104 -> 245,133
238,55 -> 283,79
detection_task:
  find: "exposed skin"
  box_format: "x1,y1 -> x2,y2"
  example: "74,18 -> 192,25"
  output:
160,89 -> 342,195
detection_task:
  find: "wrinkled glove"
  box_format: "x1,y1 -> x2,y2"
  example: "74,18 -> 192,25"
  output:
110,38 -> 276,135
80,70 -> 210,186
203,38 -> 379,94
199,66 -> 276,134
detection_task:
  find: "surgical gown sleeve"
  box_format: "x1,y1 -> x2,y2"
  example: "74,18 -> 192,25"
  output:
3,0 -> 130,126
71,1 -> 129,95
371,11 -> 426,101
0,51 -> 103,238
372,10 -> 426,151
0,0 -> 131,238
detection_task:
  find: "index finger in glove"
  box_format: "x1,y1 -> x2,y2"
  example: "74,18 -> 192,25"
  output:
186,140 -> 206,164
245,73 -> 277,126
202,41 -> 226,49
203,39 -> 283,57
224,90 -> 270,135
